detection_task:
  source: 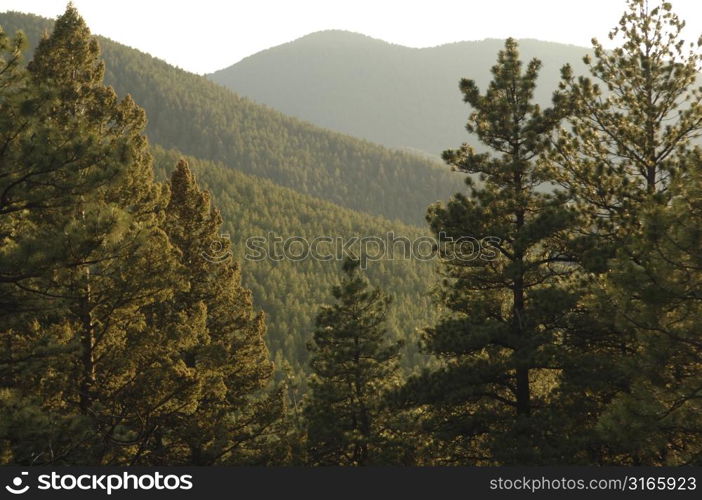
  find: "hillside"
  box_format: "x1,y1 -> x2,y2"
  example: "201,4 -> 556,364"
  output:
3,1 -> 701,468
150,147 -> 438,382
208,30 -> 591,156
0,12 -> 465,226
0,11 -> 448,380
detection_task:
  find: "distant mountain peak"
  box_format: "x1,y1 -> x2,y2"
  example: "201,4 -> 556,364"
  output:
296,29 -> 377,40
208,33 -> 591,156
287,29 -> 394,48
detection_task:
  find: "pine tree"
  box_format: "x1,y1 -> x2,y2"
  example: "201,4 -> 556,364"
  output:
596,166 -> 702,465
550,0 -> 702,229
545,0 -> 702,464
304,258 -> 401,465
0,6 -> 194,464
400,39 -> 577,465
0,24 -> 31,318
143,160 -> 279,465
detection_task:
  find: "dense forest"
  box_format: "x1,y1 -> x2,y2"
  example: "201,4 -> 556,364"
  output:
1,0 -> 702,467
0,11 -> 465,226
149,147 -> 439,383
0,10 -> 449,383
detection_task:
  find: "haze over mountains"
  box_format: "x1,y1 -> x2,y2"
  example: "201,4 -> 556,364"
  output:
4,0 -> 702,467
209,30 -> 591,156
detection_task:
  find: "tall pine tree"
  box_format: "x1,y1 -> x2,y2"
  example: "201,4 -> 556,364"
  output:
1,6 -> 196,464
545,0 -> 702,464
304,258 -> 401,465
597,164 -> 702,465
143,160 -> 279,465
401,39 -> 577,465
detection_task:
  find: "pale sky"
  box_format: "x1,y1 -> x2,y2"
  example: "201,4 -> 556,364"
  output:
3,0 -> 702,74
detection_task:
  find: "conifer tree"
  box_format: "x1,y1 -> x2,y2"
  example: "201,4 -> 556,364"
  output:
550,0 -> 702,233
545,0 -> 702,464
0,25 -> 31,316
304,258 -> 401,465
144,160 -> 279,465
401,39 -> 576,464
0,6 -> 195,464
597,166 -> 702,465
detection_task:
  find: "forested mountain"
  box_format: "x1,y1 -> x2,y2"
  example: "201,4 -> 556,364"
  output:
3,0 -> 702,467
0,12 -> 465,226
0,10 -> 446,384
208,31 -> 590,156
150,147 -> 439,384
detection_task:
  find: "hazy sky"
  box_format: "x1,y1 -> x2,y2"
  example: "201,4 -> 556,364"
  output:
3,0 -> 702,74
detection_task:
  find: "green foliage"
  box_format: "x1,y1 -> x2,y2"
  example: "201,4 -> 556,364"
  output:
132,161 -> 281,465
598,169 -> 702,465
545,0 -> 702,464
2,0 -> 702,468
150,147 -> 440,386
304,259 -> 402,465
400,39 -> 583,465
0,11 -> 465,226
549,0 -> 702,235
0,7 -> 280,465
1,6 -> 186,464
1,7 -> 447,388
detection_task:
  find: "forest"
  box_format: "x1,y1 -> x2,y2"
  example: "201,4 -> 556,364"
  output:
0,11 -> 466,227
1,0 -> 701,466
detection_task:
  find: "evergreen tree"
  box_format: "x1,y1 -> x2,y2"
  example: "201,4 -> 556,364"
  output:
1,11 -> 446,390
597,166 -> 702,465
0,6 -> 193,464
0,25 -> 31,317
550,0 -> 702,230
304,258 -> 401,465
145,160 -> 279,465
545,0 -> 702,464
400,39 -> 576,465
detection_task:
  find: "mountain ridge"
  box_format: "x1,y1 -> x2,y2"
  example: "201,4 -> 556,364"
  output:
208,31 -> 592,156
0,11 -> 447,377
0,10 -> 465,226
262,29 -> 592,53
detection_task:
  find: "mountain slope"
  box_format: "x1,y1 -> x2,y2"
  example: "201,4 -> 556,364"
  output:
0,12 -> 443,380
208,30 -> 591,156
150,147 -> 438,383
0,13 -> 465,226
